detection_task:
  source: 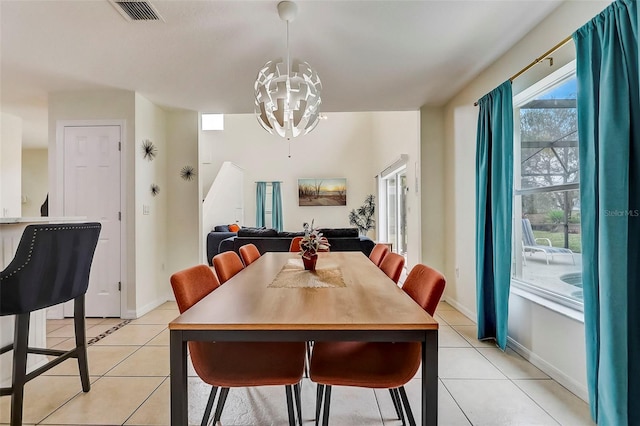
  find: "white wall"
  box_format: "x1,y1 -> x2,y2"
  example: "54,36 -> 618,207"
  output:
21,149 -> 48,217
134,93 -> 168,314
202,162 -> 244,230
1,112 -> 22,217
441,0 -> 611,401
420,107 -> 445,274
166,109 -> 200,280
200,111 -> 418,231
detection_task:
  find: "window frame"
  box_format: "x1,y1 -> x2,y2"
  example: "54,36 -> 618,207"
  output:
511,60 -> 584,318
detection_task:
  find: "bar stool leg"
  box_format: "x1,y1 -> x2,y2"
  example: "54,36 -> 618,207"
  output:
11,313 -> 30,426
73,295 -> 90,392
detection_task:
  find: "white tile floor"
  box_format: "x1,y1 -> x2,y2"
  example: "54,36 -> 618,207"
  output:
0,301 -> 594,425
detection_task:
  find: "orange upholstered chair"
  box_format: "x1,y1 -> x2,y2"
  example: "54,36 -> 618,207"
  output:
170,265 -> 306,426
289,236 -> 303,252
239,243 -> 261,266
310,264 -> 446,425
378,252 -> 405,284
212,251 -> 245,284
369,243 -> 390,267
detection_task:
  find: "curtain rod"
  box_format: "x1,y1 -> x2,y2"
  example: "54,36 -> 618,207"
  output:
474,34 -> 573,106
255,181 -> 283,183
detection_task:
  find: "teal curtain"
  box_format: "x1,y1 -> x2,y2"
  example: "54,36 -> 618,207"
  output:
272,182 -> 283,232
256,182 -> 266,227
574,0 -> 639,423
475,80 -> 514,350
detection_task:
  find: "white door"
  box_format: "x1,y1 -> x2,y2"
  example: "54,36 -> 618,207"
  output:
63,125 -> 121,317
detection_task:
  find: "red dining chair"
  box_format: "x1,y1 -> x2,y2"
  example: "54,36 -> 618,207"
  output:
289,236 -> 303,252
239,243 -> 261,266
310,263 -> 446,425
212,251 -> 245,284
170,265 -> 306,426
379,252 -> 405,284
369,243 -> 390,267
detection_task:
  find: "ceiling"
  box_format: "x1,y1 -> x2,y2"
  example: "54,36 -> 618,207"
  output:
1,0 -> 562,148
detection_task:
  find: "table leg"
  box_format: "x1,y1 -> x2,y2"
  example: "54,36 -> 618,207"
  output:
170,330 -> 188,425
422,330 -> 438,426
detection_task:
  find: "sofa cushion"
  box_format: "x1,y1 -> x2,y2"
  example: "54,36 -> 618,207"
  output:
319,228 -> 359,238
237,227 -> 279,237
214,225 -> 230,232
228,223 -> 240,232
277,231 -> 305,238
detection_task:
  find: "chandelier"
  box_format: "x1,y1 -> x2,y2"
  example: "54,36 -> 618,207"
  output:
254,1 -> 322,139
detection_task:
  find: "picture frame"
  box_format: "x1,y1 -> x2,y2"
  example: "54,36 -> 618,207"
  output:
298,178 -> 347,206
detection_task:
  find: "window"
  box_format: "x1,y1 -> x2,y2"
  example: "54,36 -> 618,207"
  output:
378,155 -> 409,257
512,61 -> 582,309
264,183 -> 273,229
201,113 -> 224,130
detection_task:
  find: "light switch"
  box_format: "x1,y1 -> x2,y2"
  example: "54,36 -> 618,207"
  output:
143,204 -> 150,215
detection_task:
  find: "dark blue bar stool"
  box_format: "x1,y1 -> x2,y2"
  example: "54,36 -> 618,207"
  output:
0,223 -> 101,426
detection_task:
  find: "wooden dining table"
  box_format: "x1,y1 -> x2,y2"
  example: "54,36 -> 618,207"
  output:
169,251 -> 439,425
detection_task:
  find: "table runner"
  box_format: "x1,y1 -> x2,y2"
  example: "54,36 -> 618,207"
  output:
268,258 -> 346,288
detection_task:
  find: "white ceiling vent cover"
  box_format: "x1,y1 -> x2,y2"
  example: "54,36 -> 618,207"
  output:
110,1 -> 164,22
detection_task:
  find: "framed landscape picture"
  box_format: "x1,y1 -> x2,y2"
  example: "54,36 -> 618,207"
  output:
298,178 -> 347,206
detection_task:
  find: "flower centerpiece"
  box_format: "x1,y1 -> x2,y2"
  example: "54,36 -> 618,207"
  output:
299,220 -> 330,271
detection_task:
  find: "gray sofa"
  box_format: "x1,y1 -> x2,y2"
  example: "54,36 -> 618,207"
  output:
206,225 -> 238,266
207,227 -> 374,265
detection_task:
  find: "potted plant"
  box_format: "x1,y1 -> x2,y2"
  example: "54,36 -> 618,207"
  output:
349,194 -> 375,236
300,220 -> 330,271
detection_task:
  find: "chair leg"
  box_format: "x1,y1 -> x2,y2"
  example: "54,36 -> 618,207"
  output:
285,385 -> 296,426
398,386 -> 416,426
322,385 -> 332,426
304,341 -> 313,378
10,313 -> 30,426
315,384 -> 324,426
389,388 -> 404,422
73,295 -> 90,392
212,387 -> 229,423
201,386 -> 218,426
294,382 -> 302,425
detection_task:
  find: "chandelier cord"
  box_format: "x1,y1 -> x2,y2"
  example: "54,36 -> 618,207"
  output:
286,20 -> 290,78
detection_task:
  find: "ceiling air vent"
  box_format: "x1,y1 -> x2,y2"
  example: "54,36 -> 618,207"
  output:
110,1 -> 164,22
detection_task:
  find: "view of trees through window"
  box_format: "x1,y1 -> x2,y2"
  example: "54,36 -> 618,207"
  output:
513,65 -> 583,307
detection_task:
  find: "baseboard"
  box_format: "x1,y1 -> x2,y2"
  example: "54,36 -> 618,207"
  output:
130,296 -> 172,319
507,336 -> 589,402
442,297 -> 476,321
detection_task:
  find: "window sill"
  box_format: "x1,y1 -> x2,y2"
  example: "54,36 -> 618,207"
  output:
510,280 -> 584,323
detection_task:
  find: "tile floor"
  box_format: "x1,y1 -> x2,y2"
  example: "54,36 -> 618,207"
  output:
0,301 -> 594,425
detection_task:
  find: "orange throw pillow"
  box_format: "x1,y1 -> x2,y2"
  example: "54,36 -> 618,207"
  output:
228,224 -> 240,233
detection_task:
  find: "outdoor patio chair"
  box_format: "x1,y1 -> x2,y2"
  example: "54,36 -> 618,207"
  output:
521,218 -> 575,265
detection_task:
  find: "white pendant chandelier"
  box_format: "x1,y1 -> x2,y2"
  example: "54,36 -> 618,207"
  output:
254,1 -> 322,139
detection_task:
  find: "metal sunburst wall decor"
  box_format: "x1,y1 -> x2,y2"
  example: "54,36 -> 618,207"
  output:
150,184 -> 160,196
142,139 -> 157,161
180,165 -> 196,181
